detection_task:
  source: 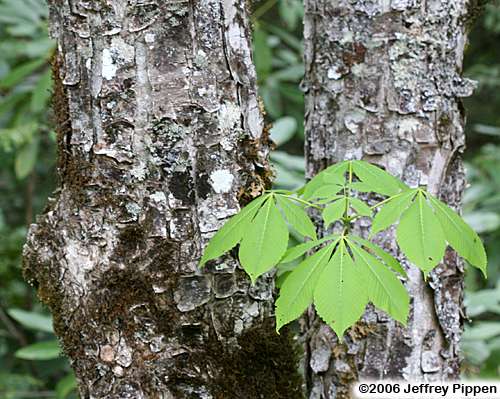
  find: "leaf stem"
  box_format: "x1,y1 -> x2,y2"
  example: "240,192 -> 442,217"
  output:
369,192 -> 402,210
343,162 -> 354,233
277,194 -> 323,210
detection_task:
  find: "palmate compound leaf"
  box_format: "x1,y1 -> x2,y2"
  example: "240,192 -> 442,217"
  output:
239,196 -> 289,283
276,241 -> 339,331
396,191 -> 446,275
322,197 -> 348,227
199,194 -> 269,266
313,240 -> 369,340
349,235 -> 407,278
351,160 -> 408,196
302,161 -> 348,200
348,240 -> 409,324
275,195 -> 317,239
428,195 -> 487,277
371,189 -> 418,236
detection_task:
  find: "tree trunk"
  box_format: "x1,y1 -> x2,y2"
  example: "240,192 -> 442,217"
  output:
303,1 -> 475,397
23,1 -> 302,398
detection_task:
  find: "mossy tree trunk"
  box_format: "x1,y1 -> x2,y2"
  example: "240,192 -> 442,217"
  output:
303,1 -> 475,397
23,1 -> 302,397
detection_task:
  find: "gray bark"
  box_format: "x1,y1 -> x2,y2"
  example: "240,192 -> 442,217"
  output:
23,1 -> 302,398
303,1 -> 475,397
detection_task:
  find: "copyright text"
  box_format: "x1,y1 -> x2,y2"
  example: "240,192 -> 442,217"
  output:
354,381 -> 500,398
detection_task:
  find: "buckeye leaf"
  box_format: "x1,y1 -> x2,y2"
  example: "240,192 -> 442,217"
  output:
371,189 -> 417,236
428,195 -> 487,277
349,235 -> 407,278
351,160 -> 407,196
276,243 -> 338,331
200,195 -> 269,266
276,195 -> 317,239
313,240 -> 369,340
396,192 -> 446,274
350,197 -> 372,217
239,197 -> 289,283
349,242 -> 409,324
323,197 -> 347,227
280,235 -> 338,264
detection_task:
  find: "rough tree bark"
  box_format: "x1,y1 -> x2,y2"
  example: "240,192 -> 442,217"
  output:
23,1 -> 302,398
303,1 -> 476,397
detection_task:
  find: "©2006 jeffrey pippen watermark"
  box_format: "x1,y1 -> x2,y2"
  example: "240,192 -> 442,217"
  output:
354,381 -> 500,399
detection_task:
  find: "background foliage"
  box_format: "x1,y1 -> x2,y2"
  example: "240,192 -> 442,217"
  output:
0,0 -> 498,396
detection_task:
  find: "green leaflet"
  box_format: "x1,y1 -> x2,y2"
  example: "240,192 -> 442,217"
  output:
276,195 -> 317,239
371,189 -> 417,235
302,161 -> 348,200
429,195 -> 488,277
351,160 -> 407,196
199,195 -> 269,266
315,194 -> 343,205
276,243 -> 338,331
280,235 -> 338,263
322,197 -> 347,227
349,235 -> 407,278
397,192 -> 446,274
349,181 -> 373,193
349,242 -> 409,324
239,197 -> 289,283
308,184 -> 344,200
350,197 -> 372,217
313,240 -> 369,340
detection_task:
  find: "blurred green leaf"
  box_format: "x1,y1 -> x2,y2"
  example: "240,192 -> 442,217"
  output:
263,23 -> 302,52
253,28 -> 272,79
270,116 -> 297,146
271,151 -> 305,171
261,80 -> 283,118
464,322 -> 500,341
56,373 -> 77,399
464,211 -> 500,234
14,135 -> 39,179
462,340 -> 491,365
0,372 -> 43,393
31,68 -> 52,113
15,340 -> 60,360
7,308 -> 53,333
279,0 -> 303,29
474,123 -> 500,137
0,57 -> 46,89
465,283 -> 500,317
272,64 -> 304,81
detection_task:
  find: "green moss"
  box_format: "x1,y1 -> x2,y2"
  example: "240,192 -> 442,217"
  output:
113,225 -> 146,259
168,318 -> 304,399
215,320 -> 304,398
